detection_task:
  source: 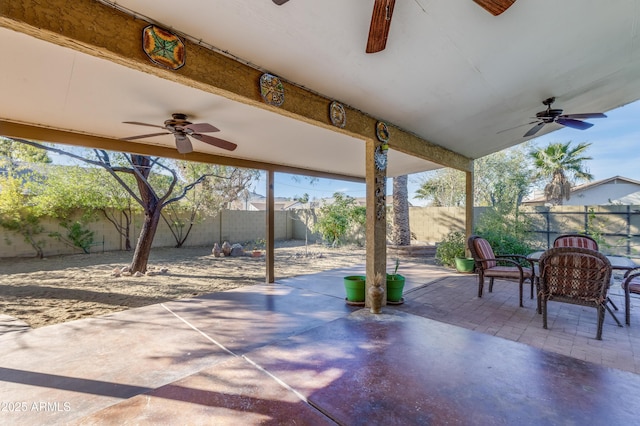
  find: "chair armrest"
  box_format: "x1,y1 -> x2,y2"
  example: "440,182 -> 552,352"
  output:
623,267 -> 640,278
622,269 -> 640,289
496,254 -> 535,272
482,257 -> 526,275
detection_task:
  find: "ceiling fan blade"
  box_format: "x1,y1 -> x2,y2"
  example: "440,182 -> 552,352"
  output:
175,134 -> 193,154
556,118 -> 594,131
272,0 -> 289,4
366,0 -> 396,54
184,123 -> 220,133
123,121 -> 166,129
559,113 -> 607,120
497,120 -> 537,134
473,0 -> 516,16
191,133 -> 238,151
121,132 -> 169,141
523,122 -> 545,137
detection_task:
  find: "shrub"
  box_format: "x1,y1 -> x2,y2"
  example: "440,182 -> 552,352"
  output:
315,193 -> 365,247
475,207 -> 535,257
477,229 -> 530,257
436,231 -> 466,268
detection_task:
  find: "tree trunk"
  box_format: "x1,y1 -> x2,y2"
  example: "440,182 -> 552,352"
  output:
128,155 -> 161,273
129,208 -> 161,273
392,175 -> 411,246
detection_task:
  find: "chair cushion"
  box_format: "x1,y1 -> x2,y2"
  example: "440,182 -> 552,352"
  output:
473,238 -> 496,269
484,266 -> 532,279
626,277 -> 640,294
554,236 -> 598,251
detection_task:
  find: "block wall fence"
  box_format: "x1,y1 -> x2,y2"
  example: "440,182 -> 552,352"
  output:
3,205 -> 640,258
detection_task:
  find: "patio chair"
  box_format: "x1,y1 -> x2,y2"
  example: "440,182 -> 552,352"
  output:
552,233 -> 622,326
622,268 -> 640,325
553,234 -> 599,251
538,247 -> 612,340
467,235 -> 535,307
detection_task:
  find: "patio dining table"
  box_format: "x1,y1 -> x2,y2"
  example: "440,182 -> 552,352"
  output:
527,250 -> 638,327
527,251 -> 638,271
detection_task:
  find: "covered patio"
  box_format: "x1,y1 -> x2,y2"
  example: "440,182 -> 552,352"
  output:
3,1 -> 640,299
3,2 -> 640,423
1,262 -> 640,424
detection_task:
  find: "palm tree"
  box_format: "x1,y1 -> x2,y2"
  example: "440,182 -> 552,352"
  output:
392,175 -> 411,245
529,142 -> 593,205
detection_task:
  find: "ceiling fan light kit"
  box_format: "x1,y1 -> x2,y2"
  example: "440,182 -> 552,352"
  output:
174,134 -> 192,154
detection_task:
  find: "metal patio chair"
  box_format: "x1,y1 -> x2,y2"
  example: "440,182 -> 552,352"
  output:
622,268 -> 640,325
553,234 -> 599,251
538,247 -> 612,340
552,233 -> 623,326
467,235 -> 535,308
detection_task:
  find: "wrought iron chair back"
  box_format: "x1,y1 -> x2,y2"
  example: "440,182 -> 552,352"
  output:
538,247 -> 611,340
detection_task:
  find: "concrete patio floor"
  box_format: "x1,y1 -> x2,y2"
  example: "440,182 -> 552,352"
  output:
1,261 -> 640,425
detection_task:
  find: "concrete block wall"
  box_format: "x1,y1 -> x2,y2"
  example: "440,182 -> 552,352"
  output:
5,205 -> 640,259
0,209 -> 294,258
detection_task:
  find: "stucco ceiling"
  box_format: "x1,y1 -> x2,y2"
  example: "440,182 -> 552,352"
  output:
1,0 -> 640,180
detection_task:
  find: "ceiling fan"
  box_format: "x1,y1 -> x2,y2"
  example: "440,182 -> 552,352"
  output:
522,97 -> 607,138
274,1 -> 517,53
121,113 -> 237,154
366,0 -> 518,52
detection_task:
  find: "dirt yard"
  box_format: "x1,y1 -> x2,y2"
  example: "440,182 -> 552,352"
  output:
0,241 -> 377,329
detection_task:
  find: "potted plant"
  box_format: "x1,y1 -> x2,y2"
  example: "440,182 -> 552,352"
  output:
386,258 -> 405,303
343,275 -> 366,305
436,231 -> 474,273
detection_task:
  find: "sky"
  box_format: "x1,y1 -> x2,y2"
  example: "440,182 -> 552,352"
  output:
254,99 -> 640,206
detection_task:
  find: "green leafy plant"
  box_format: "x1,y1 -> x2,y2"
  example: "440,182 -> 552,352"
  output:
388,258 -> 401,278
435,231 -> 466,268
584,207 -> 611,250
50,220 -> 95,254
0,172 -> 48,258
475,207 -> 534,257
314,192 -> 365,247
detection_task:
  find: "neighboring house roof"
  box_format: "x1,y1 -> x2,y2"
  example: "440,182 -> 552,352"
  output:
249,200 -> 300,211
229,191 -> 298,211
523,176 -> 640,206
230,194 -> 407,211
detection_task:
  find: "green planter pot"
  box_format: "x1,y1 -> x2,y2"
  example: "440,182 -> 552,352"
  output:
344,275 -> 366,303
455,257 -> 475,273
386,274 -> 405,303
